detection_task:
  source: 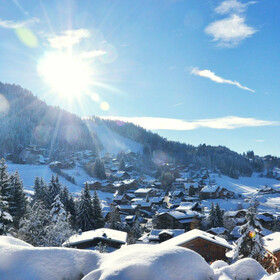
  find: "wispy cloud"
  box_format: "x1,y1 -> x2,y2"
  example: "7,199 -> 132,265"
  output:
191,67 -> 255,92
101,116 -> 279,131
172,102 -> 183,107
254,139 -> 264,142
0,17 -> 39,29
205,14 -> 256,47
79,50 -> 107,59
215,0 -> 256,15
48,29 -> 90,49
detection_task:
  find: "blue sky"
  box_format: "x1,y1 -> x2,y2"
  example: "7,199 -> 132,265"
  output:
0,0 -> 279,156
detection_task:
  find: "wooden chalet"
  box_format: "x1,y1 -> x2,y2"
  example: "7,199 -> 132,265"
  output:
154,210 -> 204,231
63,228 -> 127,251
161,229 -> 232,262
263,232 -> 280,272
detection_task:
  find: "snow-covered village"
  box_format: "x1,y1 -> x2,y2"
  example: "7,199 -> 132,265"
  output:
1,0 -> 280,279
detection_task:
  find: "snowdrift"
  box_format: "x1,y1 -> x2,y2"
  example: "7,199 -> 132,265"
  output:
0,236 -> 279,280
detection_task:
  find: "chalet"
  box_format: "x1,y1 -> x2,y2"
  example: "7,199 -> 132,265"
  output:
144,229 -> 185,243
207,227 -> 228,236
63,228 -> 127,251
131,198 -> 152,211
114,171 -> 130,180
84,180 -> 101,190
169,190 -> 185,199
134,188 -> 157,198
263,232 -> 280,273
257,212 -> 275,230
224,210 -> 246,225
154,210 -> 204,230
199,185 -> 220,199
172,178 -> 187,189
161,229 -> 232,262
113,193 -> 131,205
116,204 -> 138,215
176,202 -> 202,213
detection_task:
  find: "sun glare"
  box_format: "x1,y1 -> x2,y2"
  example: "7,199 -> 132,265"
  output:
37,52 -> 92,99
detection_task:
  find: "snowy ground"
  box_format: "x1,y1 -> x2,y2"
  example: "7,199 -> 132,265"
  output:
86,121 -> 143,156
1,236 -> 279,280
6,162 -> 114,202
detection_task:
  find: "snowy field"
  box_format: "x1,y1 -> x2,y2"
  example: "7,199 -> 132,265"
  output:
6,162 -> 114,202
0,236 -> 279,280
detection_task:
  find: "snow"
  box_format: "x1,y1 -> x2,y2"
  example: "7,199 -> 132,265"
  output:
1,236 -> 279,280
0,236 -> 101,280
85,121 -> 143,155
213,258 -> 268,280
201,185 -> 219,193
215,173 -> 280,196
161,229 -> 232,250
83,244 -> 215,280
64,228 -> 128,247
263,232 -> 280,253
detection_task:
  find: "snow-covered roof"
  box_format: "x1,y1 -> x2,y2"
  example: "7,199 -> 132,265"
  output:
207,227 -> 228,235
200,185 -> 219,193
148,229 -> 185,241
134,188 -> 153,194
64,228 -> 127,246
161,229 -> 232,250
264,232 -> 280,253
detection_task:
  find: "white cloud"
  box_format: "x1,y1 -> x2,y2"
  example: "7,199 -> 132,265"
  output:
205,14 -> 256,47
0,17 -> 39,29
48,29 -> 90,49
215,0 -> 256,15
100,116 -> 279,131
191,67 -> 255,92
254,139 -> 264,142
79,50 -> 107,59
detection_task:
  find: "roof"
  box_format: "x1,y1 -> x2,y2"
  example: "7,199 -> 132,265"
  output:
200,185 -> 219,193
134,188 -> 153,194
264,232 -> 280,253
63,228 -> 127,246
148,229 -> 185,241
161,229 -> 232,250
207,227 -> 228,235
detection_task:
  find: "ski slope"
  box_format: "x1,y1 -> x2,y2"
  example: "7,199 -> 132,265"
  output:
86,121 -> 143,155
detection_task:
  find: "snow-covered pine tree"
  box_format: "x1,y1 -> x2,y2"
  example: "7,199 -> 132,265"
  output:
108,205 -> 122,230
33,176 -> 42,202
46,194 -> 74,246
48,175 -> 61,208
9,171 -> 26,228
50,194 -> 66,222
93,158 -> 106,180
76,183 -> 95,231
60,186 -> 77,229
18,202 -> 50,246
233,202 -> 266,262
118,157 -> 125,171
0,192 -> 13,235
215,203 -> 224,227
0,159 -> 12,203
209,202 -> 217,228
92,190 -> 105,229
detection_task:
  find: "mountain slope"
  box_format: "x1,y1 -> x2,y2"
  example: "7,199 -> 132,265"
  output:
0,82 -> 101,161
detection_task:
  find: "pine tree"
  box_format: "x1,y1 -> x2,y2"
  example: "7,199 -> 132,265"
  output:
215,203 -> 223,227
93,158 -> 106,180
33,176 -> 42,202
9,171 -> 26,228
92,190 -> 105,229
60,186 -> 76,229
108,206 -> 122,230
188,185 -> 195,196
0,159 -> 12,203
50,194 -> 66,222
18,202 -> 50,246
233,203 -> 266,262
76,183 -> 95,231
0,193 -> 13,235
119,158 -> 125,171
48,175 -> 61,208
209,202 -> 216,228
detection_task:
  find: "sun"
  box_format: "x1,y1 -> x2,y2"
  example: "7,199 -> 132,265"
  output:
37,51 -> 92,99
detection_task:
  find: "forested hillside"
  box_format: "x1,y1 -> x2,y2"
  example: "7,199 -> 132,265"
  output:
0,82 -> 278,178
0,82 -> 101,161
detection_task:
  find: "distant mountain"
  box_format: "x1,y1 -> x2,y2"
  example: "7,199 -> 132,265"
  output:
0,82 -> 278,178
0,82 -> 101,161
